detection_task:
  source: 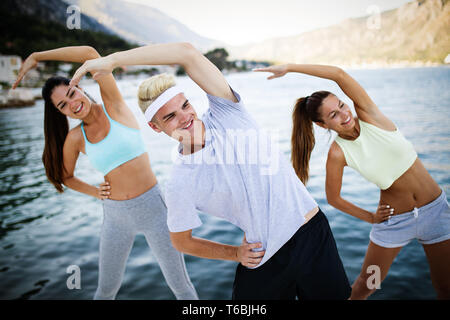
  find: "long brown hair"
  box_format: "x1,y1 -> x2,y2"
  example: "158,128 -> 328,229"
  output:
41,76 -> 70,193
291,91 -> 332,185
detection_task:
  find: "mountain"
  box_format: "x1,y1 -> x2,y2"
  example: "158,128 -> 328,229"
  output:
1,0 -> 135,59
228,0 -> 450,65
2,0 -> 114,35
67,0 -> 223,51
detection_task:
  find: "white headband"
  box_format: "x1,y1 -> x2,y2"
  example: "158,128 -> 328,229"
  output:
144,85 -> 184,122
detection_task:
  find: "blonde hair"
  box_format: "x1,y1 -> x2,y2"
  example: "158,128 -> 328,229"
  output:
137,73 -> 176,122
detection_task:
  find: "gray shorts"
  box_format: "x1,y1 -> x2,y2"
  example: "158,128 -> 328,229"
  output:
370,189 -> 450,248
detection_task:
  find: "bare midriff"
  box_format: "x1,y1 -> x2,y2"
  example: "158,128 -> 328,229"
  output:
104,152 -> 158,200
379,158 -> 442,215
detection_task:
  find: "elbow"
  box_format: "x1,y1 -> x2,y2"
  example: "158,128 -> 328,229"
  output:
178,42 -> 196,52
326,193 -> 342,209
178,42 -> 201,66
327,198 -> 339,209
334,67 -> 347,82
170,232 -> 189,253
178,42 -> 199,54
61,175 -> 74,187
171,241 -> 184,253
81,46 -> 101,59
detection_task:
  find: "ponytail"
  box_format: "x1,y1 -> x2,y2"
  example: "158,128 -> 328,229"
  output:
41,76 -> 70,193
291,97 -> 314,184
291,91 -> 332,185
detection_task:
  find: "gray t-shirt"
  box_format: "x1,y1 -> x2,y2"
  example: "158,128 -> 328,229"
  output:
165,89 -> 318,268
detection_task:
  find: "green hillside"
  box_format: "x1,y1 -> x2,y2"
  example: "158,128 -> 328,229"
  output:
0,8 -> 136,60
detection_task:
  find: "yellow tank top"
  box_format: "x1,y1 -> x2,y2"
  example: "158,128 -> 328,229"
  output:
334,119 -> 417,190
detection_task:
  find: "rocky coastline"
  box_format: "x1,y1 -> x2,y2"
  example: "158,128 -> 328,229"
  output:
0,88 -> 42,108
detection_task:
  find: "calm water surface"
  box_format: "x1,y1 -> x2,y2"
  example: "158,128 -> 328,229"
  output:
0,67 -> 449,299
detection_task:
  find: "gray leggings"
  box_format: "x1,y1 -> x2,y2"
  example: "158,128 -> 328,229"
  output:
94,183 -> 198,300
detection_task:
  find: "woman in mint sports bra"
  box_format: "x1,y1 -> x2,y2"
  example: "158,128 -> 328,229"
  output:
255,64 -> 450,300
13,46 -> 198,300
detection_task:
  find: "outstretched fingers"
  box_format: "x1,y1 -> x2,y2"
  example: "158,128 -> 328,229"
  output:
252,66 -> 286,80
12,76 -> 23,90
69,62 -> 88,87
252,67 -> 270,73
12,66 -> 28,89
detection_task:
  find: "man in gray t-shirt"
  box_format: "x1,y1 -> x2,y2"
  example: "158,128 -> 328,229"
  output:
154,82 -> 350,299
72,42 -> 351,299
165,89 -> 318,268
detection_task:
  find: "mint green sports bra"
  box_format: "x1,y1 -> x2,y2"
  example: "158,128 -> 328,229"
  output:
334,119 -> 417,190
81,104 -> 147,176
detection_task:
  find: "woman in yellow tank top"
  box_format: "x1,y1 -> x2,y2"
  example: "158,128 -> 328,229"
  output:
255,64 -> 449,300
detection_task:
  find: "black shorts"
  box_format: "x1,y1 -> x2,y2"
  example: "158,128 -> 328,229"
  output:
232,209 -> 351,300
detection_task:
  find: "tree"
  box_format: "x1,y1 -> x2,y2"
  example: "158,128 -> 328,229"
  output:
204,48 -> 229,71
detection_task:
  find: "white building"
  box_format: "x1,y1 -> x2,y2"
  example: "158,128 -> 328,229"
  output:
0,55 -> 21,84
445,54 -> 450,64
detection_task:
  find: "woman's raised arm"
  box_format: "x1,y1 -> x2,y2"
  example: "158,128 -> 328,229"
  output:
255,64 -> 390,124
13,46 -> 124,110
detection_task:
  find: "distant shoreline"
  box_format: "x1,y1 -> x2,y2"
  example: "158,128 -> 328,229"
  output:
260,60 -> 449,70
335,61 -> 448,70
0,88 -> 42,109
2,64 -> 448,109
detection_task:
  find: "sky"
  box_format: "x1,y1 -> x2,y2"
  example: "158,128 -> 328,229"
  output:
125,0 -> 413,46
